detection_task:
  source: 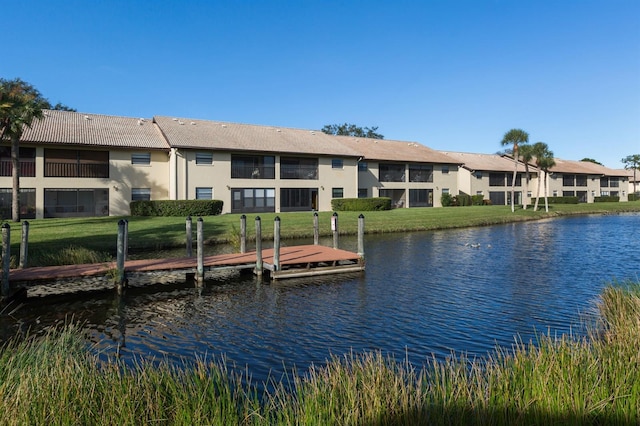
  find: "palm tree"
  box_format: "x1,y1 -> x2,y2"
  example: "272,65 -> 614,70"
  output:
532,142 -> 555,212
621,154 -> 640,196
518,144 -> 534,210
0,78 -> 48,221
500,129 -> 529,212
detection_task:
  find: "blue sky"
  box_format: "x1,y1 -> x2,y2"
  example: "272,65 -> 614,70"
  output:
4,0 -> 639,168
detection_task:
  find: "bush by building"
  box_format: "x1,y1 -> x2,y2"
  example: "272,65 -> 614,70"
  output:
130,200 -> 224,216
331,197 -> 392,211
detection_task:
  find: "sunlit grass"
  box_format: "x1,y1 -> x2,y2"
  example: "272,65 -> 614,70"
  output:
0,282 -> 638,424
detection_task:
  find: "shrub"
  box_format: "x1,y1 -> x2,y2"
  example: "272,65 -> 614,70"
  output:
471,195 -> 484,206
594,196 -> 620,203
629,193 -> 639,201
331,197 -> 392,211
130,200 -> 224,216
441,193 -> 454,207
455,194 -> 472,206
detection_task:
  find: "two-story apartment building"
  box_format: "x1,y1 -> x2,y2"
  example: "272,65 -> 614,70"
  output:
544,159 -> 629,202
334,137 -> 460,208
4,110 -> 465,217
2,110 -> 170,219
441,152 -> 534,205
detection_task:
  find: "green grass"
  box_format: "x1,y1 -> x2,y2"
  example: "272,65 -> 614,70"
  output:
4,201 -> 640,267
0,282 -> 638,424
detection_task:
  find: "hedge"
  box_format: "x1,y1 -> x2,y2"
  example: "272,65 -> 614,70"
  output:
531,196 -> 579,204
331,197 -> 392,211
630,194 -> 639,201
130,200 -> 224,216
594,196 -> 620,203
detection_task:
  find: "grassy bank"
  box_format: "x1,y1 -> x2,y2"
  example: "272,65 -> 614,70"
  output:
5,201 -> 640,267
0,282 -> 638,424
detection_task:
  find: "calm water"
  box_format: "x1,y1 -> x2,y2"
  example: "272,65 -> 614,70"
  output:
2,213 -> 639,383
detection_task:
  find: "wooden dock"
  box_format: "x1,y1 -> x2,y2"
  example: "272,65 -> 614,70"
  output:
8,245 -> 364,296
2,213 -> 366,299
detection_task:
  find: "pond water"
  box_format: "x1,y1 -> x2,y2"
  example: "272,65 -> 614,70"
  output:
2,213 -> 639,384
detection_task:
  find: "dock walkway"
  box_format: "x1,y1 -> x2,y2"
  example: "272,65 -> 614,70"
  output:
9,244 -> 364,289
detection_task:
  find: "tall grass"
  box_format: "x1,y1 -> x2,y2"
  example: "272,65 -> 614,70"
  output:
0,282 -> 639,424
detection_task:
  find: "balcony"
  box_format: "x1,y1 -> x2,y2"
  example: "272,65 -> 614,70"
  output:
280,165 -> 318,180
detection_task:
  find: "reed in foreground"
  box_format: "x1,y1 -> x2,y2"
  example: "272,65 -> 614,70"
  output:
0,282 -> 638,424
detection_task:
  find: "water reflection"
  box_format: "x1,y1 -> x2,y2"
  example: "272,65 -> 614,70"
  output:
2,213 -> 639,384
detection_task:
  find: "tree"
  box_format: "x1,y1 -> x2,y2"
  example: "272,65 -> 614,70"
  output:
321,123 -> 384,139
518,144 -> 534,210
580,158 -> 603,165
621,154 -> 640,195
532,142 -> 555,212
500,128 -> 529,212
0,78 -> 50,221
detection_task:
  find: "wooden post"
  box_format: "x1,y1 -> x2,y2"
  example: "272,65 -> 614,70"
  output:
240,214 -> 246,253
186,215 -> 192,257
19,220 -> 29,269
313,212 -> 319,245
123,219 -> 129,261
116,219 -> 126,293
358,214 -> 365,258
196,217 -> 204,285
1,223 -> 10,297
332,212 -> 339,249
255,216 -> 263,276
273,216 -> 281,271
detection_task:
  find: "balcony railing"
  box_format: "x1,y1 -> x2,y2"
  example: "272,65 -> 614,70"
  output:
45,162 -> 109,178
0,160 -> 36,177
231,165 -> 276,179
280,165 -> 318,180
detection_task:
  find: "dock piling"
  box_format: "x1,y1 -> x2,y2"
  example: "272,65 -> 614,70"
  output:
123,219 -> 129,261
19,221 -> 29,269
196,217 -> 204,285
186,215 -> 193,257
255,216 -> 263,276
358,214 -> 365,258
332,212 -> 339,249
273,216 -> 281,271
1,223 -> 10,297
313,212 -> 319,245
116,219 -> 126,293
240,214 -> 246,253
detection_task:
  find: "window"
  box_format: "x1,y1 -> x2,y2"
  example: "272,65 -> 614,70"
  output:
231,155 -> 275,179
442,188 -> 449,194
231,188 -> 275,213
575,175 -> 587,187
600,177 -> 609,188
44,188 -> 109,218
409,189 -> 433,207
476,191 -> 483,196
563,174 -> 575,186
0,188 -> 36,219
45,149 -> 109,178
0,147 -> 36,177
332,188 -> 344,198
332,159 -> 343,169
195,152 -> 213,165
358,188 -> 368,198
131,153 -> 151,165
358,162 -> 368,172
196,187 -> 212,199
474,171 -> 483,179
379,163 -> 405,182
442,165 -> 449,174
281,188 -> 317,212
409,164 -> 433,182
610,177 -> 619,188
489,191 -> 505,205
563,191 -> 575,197
527,191 -> 532,198
132,188 -> 151,201
280,157 -> 318,179
489,173 -> 506,186
552,190 -> 558,197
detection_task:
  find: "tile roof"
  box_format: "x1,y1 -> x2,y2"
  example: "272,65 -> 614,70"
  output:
549,159 -> 628,176
153,116 -> 362,157
19,110 -> 170,150
440,151 -> 532,172
334,136 -> 461,164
